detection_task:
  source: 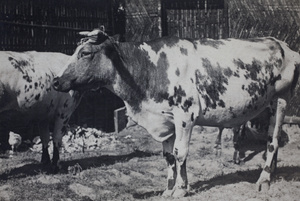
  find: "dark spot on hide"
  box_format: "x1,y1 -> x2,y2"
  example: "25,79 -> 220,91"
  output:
8,57 -> 33,82
218,99 -> 225,108
195,58 -> 228,111
268,144 -> 274,152
181,97 -> 193,112
168,85 -> 186,107
270,74 -> 281,86
234,59 -> 262,81
199,39 -> 225,49
35,94 -> 40,100
145,37 -> 180,53
180,47 -> 188,55
182,121 -> 186,128
268,136 -> 273,143
174,148 -> 178,156
163,152 -> 175,165
175,68 -> 180,76
264,165 -> 271,173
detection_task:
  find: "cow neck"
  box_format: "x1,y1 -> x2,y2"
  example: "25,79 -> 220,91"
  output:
107,41 -> 146,112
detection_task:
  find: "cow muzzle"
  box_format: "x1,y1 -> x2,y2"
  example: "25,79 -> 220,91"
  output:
52,77 -> 68,92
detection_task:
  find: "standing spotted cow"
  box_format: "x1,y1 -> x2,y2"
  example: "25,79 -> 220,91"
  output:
0,51 -> 81,168
53,29 -> 300,197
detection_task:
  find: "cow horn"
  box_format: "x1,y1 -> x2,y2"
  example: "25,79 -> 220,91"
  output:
79,31 -> 90,36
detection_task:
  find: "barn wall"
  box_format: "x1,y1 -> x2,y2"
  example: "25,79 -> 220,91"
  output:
123,0 -> 161,42
69,89 -> 124,132
123,0 -> 229,42
228,0 -> 300,52
0,0 -> 115,55
161,0 -> 228,39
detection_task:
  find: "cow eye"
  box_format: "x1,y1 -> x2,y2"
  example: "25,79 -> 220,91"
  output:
81,51 -> 92,58
78,50 -> 94,59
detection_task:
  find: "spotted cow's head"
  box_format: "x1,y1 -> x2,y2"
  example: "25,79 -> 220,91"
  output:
53,26 -> 119,92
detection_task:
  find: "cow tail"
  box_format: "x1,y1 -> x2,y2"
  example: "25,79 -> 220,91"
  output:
291,63 -> 300,96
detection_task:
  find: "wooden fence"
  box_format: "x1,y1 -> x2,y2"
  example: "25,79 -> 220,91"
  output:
228,0 -> 300,52
0,0 -> 114,55
161,0 -> 229,39
123,0 -> 160,42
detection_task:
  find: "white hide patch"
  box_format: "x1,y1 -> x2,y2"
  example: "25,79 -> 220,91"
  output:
139,43 -> 160,66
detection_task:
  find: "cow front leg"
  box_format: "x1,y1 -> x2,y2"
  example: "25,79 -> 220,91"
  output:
39,122 -> 51,165
162,134 -> 177,197
172,120 -> 194,197
257,98 -> 286,191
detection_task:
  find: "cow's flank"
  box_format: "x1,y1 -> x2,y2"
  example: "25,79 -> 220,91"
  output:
53,30 -> 300,197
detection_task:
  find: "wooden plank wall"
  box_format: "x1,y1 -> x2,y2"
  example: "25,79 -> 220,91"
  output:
0,0 -> 112,55
124,0 -> 161,42
228,0 -> 300,52
162,0 -> 228,39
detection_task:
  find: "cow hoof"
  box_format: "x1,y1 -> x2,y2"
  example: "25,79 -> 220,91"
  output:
162,189 -> 174,197
257,181 -> 270,192
234,160 -> 240,165
41,155 -> 51,165
214,148 -> 222,157
51,165 -> 60,174
50,163 -> 61,174
172,188 -> 188,198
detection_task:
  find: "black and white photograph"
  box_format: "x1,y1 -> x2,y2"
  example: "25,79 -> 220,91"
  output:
0,0 -> 300,200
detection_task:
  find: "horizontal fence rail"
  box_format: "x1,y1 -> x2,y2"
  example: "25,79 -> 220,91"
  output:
0,0 -> 114,55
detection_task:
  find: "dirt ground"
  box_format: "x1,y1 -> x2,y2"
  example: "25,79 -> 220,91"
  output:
0,124 -> 300,201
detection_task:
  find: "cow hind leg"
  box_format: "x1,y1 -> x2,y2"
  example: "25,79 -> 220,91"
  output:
214,127 -> 224,157
257,98 -> 286,191
162,134 -> 177,197
233,125 -> 246,164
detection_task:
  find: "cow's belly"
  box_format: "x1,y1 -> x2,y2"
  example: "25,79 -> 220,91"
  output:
196,103 -> 269,128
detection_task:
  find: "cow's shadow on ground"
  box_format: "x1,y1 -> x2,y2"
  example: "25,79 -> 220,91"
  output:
231,129 -> 289,164
133,166 -> 300,199
133,130 -> 292,199
0,150 -> 159,180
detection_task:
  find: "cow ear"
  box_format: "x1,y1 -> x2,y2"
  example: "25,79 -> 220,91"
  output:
99,25 -> 105,33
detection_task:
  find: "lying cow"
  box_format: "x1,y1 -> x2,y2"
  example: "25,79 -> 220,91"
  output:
53,28 -> 300,197
0,51 -> 81,168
